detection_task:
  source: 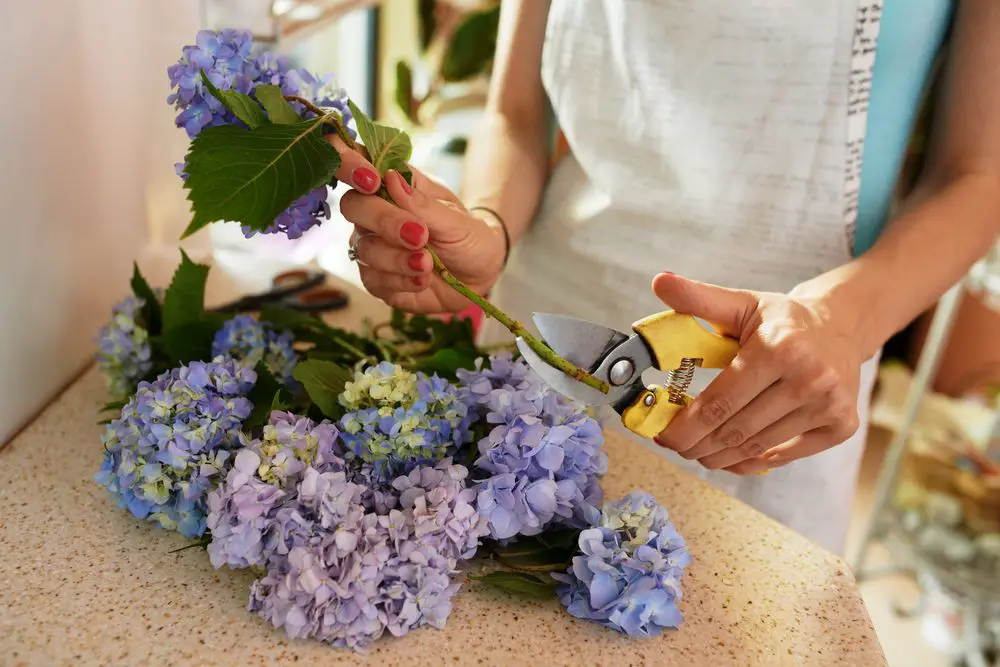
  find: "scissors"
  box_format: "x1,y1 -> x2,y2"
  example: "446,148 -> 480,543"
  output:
210,269 -> 349,314
516,311 -> 741,439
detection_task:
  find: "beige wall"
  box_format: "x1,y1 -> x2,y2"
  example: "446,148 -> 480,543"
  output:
0,1 -> 202,443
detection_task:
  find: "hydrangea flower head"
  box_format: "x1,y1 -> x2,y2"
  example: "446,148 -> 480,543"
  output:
206,411 -> 346,569
552,490 -> 691,638
95,295 -> 155,399
458,353 -> 607,539
212,315 -> 298,386
338,363 -> 473,477
94,357 -> 256,537
167,29 -> 354,240
246,458 -> 484,650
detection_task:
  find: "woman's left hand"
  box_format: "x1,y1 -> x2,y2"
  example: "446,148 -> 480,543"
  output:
651,272 -> 871,475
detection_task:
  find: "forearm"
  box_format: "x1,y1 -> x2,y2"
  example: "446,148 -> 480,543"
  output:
799,172 -> 1000,357
459,109 -> 550,244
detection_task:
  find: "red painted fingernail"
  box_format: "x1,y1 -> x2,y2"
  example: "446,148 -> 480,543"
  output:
352,167 -> 378,193
400,221 -> 424,247
396,171 -> 412,195
412,276 -> 425,287
407,252 -> 425,272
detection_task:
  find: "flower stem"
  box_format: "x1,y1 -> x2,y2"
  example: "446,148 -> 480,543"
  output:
426,249 -> 609,394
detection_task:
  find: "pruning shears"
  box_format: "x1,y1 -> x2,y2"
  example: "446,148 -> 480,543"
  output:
209,269 -> 349,314
516,311 -> 741,439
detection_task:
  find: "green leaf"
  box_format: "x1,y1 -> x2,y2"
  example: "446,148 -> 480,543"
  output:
156,320 -> 219,365
162,250 -> 210,331
292,359 -> 354,419
99,400 -> 128,414
394,60 -> 417,123
417,348 -> 479,380
200,70 -> 269,129
440,6 -> 501,82
181,119 -> 341,237
442,137 -> 468,156
245,362 -> 285,431
417,0 -> 437,50
130,262 -> 163,335
469,572 -> 558,599
489,531 -> 580,573
258,304 -> 326,331
347,99 -> 412,177
255,84 -> 301,124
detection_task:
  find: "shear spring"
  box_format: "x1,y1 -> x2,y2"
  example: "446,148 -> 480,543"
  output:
664,358 -> 699,405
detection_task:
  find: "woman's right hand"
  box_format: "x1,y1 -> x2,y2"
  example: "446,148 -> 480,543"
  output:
334,140 -> 507,313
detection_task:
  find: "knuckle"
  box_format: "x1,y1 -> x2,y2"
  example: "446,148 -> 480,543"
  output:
698,397 -> 732,427
720,428 -> 747,449
834,412 -> 860,441
740,440 -> 766,458
775,333 -> 812,364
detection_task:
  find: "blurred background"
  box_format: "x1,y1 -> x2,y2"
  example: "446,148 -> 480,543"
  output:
3,2 -> 1000,665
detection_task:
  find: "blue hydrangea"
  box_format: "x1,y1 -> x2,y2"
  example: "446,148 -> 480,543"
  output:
552,491 -> 691,638
212,315 -> 298,386
246,458 -> 485,650
206,411 -> 345,569
459,353 -> 607,539
339,362 -> 473,479
94,357 -> 256,538
167,30 -> 355,240
95,295 -> 155,400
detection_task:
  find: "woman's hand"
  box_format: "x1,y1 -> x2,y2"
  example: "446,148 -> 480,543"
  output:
330,136 -> 507,313
650,272 -> 871,475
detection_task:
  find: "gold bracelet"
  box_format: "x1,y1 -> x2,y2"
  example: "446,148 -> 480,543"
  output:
469,205 -> 511,268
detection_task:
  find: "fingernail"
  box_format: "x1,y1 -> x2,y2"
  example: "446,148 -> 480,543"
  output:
400,221 -> 424,247
407,252 -> 425,272
396,171 -> 412,195
412,276 -> 425,287
352,167 -> 378,193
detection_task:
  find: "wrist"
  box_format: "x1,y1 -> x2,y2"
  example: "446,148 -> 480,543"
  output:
789,261 -> 888,361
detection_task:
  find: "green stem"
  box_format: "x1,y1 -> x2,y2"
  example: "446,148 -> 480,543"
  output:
286,96 -> 359,151
427,249 -> 609,394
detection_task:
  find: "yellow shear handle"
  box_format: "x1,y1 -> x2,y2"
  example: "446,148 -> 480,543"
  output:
620,311 -> 741,439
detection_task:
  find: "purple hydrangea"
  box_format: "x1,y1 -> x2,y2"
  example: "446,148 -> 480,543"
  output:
459,353 -> 607,539
246,458 -> 485,650
552,491 -> 691,638
95,295 -> 155,400
94,357 -> 256,537
212,315 -> 299,386
167,30 -> 355,240
206,411 -> 345,569
339,363 -> 474,479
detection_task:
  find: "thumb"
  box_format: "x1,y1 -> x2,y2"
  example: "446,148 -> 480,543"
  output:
651,272 -> 757,336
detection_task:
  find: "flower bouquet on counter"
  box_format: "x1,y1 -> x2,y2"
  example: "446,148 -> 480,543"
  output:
92,29 -> 691,651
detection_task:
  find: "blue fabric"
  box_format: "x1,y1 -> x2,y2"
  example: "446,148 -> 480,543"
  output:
855,0 -> 955,255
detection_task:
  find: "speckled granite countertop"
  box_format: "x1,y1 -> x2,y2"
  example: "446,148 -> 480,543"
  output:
0,276 -> 886,667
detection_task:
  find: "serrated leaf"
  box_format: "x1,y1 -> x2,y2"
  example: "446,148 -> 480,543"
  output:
440,6 -> 501,82
469,572 -> 558,599
394,60 -> 417,123
347,99 -> 412,177
255,84 -> 301,124
292,359 -> 354,419
156,320 -> 219,365
245,362 -> 284,431
130,263 -> 163,335
181,119 -> 341,237
162,250 -> 210,331
201,70 -> 269,129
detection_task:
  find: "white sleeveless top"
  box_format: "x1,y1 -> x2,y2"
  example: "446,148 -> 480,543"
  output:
482,0 -> 883,555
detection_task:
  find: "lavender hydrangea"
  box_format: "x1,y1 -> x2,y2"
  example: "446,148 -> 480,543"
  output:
339,362 -> 474,478
94,357 -> 256,537
95,295 -> 154,399
246,458 -> 486,649
212,315 -> 298,386
459,353 -> 607,539
167,29 -> 355,240
552,491 -> 691,638
206,411 -> 344,569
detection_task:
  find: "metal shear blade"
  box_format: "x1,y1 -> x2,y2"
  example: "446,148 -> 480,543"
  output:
516,313 -> 654,408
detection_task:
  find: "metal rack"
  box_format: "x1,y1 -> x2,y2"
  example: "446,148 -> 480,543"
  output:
851,249 -> 1000,667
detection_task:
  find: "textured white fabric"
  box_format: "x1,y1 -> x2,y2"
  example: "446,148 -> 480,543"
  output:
481,0 -> 884,555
